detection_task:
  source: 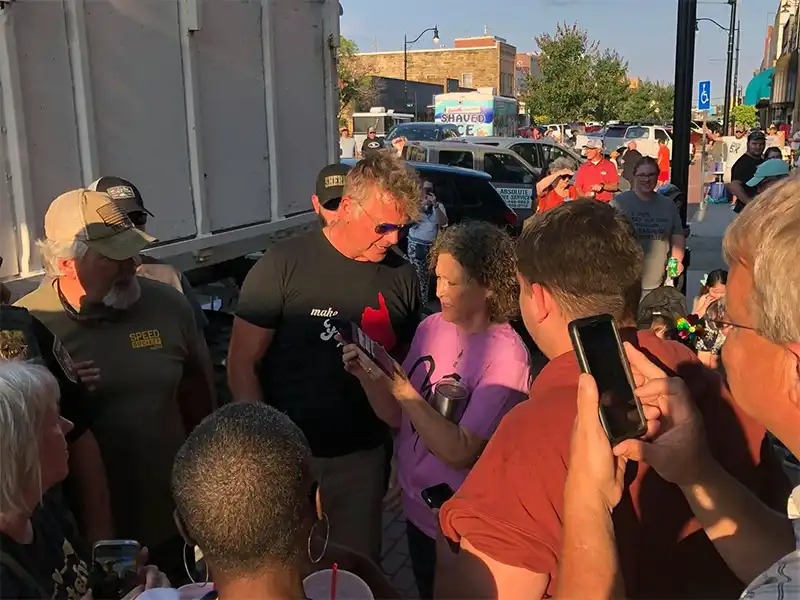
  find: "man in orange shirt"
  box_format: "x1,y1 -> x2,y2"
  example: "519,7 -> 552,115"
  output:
657,137 -> 671,186
435,200 -> 787,599
574,138 -> 620,201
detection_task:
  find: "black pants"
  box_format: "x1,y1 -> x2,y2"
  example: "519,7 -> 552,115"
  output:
406,521 -> 436,599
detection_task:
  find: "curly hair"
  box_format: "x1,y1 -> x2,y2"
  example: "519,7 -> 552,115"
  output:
429,221 -> 519,323
344,151 -> 422,221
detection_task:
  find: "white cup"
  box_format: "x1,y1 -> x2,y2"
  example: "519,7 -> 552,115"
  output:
303,569 -> 374,600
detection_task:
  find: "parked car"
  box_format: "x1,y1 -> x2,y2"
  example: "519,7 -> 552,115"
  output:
340,158 -> 519,235
385,122 -> 461,143
457,136 -> 584,174
402,141 -> 540,219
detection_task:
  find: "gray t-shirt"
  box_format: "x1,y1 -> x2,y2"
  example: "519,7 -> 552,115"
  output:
339,136 -> 357,158
612,191 -> 682,291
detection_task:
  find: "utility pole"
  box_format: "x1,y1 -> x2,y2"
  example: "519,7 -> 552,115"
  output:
731,22 -> 741,129
672,0 -> 698,218
722,0 -> 737,135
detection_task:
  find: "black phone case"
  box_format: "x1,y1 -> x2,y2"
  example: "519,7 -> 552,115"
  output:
568,314 -> 647,445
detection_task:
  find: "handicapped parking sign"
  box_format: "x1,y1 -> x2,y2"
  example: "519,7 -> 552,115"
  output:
698,80 -> 711,111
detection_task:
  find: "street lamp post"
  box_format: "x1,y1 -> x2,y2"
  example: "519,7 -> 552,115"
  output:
697,1 -> 737,134
404,26 -> 440,114
732,22 -> 741,129
673,0 -> 698,214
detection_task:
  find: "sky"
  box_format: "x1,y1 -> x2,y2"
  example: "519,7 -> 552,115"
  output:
341,0 -> 778,106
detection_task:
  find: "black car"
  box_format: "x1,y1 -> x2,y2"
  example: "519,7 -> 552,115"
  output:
385,122 -> 461,143
340,159 -> 520,235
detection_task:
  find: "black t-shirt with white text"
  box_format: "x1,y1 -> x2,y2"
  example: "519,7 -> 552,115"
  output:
0,491 -> 90,599
361,136 -> 385,157
236,229 -> 421,457
730,153 -> 762,213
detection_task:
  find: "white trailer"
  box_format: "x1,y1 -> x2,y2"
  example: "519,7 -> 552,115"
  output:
0,0 -> 340,295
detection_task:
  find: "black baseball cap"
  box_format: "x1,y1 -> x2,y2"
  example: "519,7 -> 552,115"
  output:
316,163 -> 351,209
88,176 -> 154,217
748,130 -> 766,142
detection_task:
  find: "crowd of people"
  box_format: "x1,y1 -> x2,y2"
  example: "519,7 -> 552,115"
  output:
1,139 -> 800,600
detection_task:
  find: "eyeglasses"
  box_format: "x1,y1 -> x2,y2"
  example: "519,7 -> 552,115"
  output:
129,211 -> 148,228
636,172 -> 659,178
361,203 -> 408,235
710,319 -> 756,332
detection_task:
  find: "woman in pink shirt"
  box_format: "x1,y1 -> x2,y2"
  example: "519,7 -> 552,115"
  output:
340,222 -> 531,598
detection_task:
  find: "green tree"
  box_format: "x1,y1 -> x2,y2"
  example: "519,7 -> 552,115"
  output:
520,23 -> 629,123
619,80 -> 674,123
730,104 -> 758,129
337,37 -> 375,122
586,50 -> 629,124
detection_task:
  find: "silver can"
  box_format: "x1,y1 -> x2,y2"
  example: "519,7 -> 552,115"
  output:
432,379 -> 470,423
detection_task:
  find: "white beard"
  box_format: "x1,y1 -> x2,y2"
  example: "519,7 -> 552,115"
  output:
102,276 -> 141,310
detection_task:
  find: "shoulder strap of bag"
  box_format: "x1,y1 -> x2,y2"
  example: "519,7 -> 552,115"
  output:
0,550 -> 51,598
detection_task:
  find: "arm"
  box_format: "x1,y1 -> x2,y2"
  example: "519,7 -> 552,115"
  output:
435,534 -> 549,599
603,165 -> 620,193
556,502 -> 621,600
227,252 -> 285,403
726,180 -> 752,205
68,430 -> 114,543
227,319 -> 274,404
435,203 -> 448,227
178,330 -> 217,432
679,457 -> 795,584
535,172 -> 562,196
396,383 -> 487,470
670,234 -> 686,262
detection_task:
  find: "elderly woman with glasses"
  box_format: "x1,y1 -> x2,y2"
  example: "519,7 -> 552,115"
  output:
0,361 -> 168,599
534,157 -> 577,213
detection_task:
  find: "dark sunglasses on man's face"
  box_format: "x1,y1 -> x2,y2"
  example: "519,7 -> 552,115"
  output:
129,211 -> 148,228
374,222 -> 409,236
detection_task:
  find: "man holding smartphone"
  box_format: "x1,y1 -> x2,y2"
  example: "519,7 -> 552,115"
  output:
228,154 -> 423,562
435,200 -> 786,599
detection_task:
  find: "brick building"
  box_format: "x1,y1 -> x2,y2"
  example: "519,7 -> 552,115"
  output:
353,35 -> 518,98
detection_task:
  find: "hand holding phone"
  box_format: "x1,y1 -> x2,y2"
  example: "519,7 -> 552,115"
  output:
90,540 -> 140,600
334,319 -> 396,377
568,315 -> 647,445
421,483 -> 455,511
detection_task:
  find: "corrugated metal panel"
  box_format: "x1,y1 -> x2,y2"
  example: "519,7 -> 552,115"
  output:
195,0 -> 271,231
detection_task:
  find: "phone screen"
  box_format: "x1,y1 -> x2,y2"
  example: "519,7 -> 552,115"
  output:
91,541 -> 139,599
334,320 -> 395,376
573,318 -> 645,442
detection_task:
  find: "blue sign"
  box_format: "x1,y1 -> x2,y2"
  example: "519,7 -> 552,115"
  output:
698,80 -> 711,111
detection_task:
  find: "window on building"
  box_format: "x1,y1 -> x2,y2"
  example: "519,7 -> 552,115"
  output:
462,73 -> 473,88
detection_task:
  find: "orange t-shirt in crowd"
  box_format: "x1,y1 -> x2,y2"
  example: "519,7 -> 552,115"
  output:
537,186 -> 577,213
439,329 -> 788,599
574,159 -> 619,202
658,144 -> 671,179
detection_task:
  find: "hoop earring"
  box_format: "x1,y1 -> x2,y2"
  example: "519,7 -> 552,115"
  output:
183,543 -> 210,587
307,512 -> 330,564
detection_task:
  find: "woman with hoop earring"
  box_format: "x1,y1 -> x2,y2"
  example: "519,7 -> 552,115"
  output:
171,403 -> 400,600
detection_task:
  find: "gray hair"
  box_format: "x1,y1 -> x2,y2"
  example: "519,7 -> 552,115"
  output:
35,239 -> 89,277
0,361 -> 60,515
723,174 -> 800,343
548,156 -> 577,174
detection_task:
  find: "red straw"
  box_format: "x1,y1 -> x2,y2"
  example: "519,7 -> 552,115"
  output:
330,562 -> 339,600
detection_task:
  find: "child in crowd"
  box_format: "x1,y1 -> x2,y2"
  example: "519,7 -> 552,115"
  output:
692,269 -> 727,317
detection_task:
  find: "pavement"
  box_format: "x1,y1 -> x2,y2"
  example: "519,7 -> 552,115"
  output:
378,166 -> 736,599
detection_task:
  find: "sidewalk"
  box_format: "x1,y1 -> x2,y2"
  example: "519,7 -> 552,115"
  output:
686,202 -> 735,301
381,508 -> 419,599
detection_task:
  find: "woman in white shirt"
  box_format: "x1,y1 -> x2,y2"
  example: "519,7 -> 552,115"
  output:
407,180 -> 447,301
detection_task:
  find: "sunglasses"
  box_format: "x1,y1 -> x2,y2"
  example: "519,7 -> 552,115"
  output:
710,320 -> 756,332
129,211 -> 148,228
361,203 -> 408,235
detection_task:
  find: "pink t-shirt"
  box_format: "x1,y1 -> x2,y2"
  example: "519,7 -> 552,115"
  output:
396,313 -> 531,538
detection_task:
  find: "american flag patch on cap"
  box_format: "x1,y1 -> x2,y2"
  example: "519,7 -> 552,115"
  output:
96,203 -> 134,232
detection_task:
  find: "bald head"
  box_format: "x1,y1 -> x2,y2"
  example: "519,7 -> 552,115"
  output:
627,141 -> 637,151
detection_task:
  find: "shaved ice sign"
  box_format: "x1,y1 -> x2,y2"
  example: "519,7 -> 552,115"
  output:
435,99 -> 494,137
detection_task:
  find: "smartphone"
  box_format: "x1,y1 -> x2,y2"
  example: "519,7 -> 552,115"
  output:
91,540 -> 140,600
568,314 -> 647,445
333,319 -> 395,376
421,483 -> 455,511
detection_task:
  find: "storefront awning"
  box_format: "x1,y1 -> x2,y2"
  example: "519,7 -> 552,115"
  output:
744,67 -> 774,107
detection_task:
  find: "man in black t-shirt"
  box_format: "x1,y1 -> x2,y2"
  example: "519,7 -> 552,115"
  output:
728,129 -> 766,213
361,126 -> 385,157
619,141 -> 643,186
0,300 -> 113,544
228,154 -> 423,561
